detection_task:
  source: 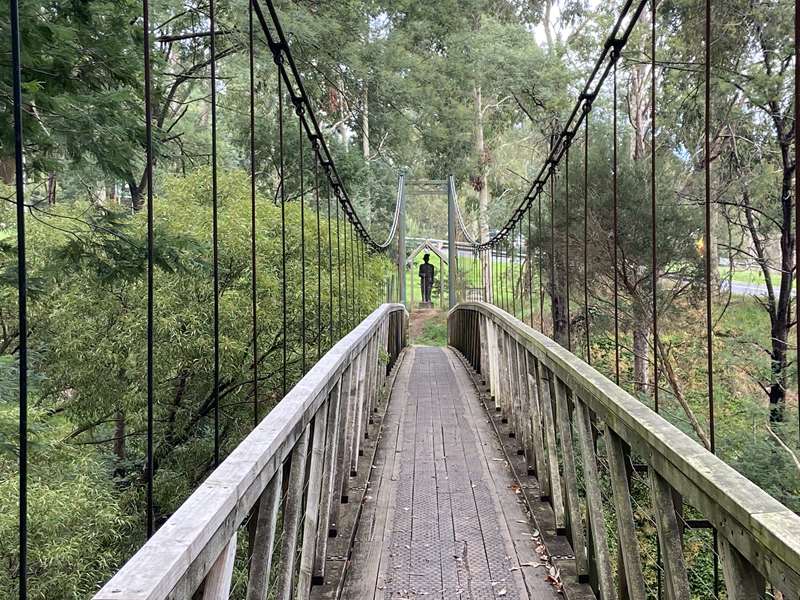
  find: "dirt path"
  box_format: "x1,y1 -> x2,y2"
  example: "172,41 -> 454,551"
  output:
409,308 -> 444,343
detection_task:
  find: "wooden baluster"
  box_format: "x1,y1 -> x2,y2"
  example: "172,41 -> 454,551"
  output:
276,426 -> 311,600
514,342 -> 534,465
202,533 -> 237,600
525,352 -> 548,485
297,403 -> 330,598
649,469 -> 691,600
478,314 -> 489,385
246,467 -> 283,600
351,349 -> 366,465
483,318 -> 496,404
500,331 -> 512,420
719,537 -> 766,600
371,332 -> 381,412
553,379 -> 588,578
338,362 -> 357,497
537,362 -> 566,530
605,428 -> 646,599
506,336 -> 522,439
315,380 -> 343,578
368,333 -> 380,419
574,401 -> 616,600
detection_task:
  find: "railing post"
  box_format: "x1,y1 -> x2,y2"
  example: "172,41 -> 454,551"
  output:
719,538 -> 766,600
537,362 -> 566,529
553,379 -> 589,579
605,428 -> 647,598
314,380 -> 342,580
524,352 -> 548,482
276,426 -> 311,600
246,467 -> 283,599
297,403 -> 329,597
574,401 -> 616,599
202,533 -> 237,600
649,470 -> 691,600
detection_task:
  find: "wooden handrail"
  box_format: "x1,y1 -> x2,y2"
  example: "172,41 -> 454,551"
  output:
95,303 -> 407,600
449,301 -> 800,599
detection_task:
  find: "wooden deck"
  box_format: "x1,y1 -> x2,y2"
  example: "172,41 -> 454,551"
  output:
341,346 -> 561,600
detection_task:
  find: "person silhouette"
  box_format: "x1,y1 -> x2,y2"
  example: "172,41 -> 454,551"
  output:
419,253 -> 434,304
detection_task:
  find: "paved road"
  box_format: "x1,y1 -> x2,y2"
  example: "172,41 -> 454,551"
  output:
722,280 -> 795,298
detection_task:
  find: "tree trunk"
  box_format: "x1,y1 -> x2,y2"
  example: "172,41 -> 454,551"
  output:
113,410 -> 126,477
362,87 -> 370,160
627,39 -> 654,394
474,84 -> 493,302
0,157 -> 15,185
633,304 -> 649,395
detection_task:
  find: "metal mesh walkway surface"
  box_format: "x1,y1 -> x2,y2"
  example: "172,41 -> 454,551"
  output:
341,346 -> 561,599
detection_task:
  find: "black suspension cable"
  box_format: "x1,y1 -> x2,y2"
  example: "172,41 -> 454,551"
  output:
511,224 -> 516,316
528,209 -> 534,327
342,214 -> 350,330
298,115 -> 307,374
278,65 -> 288,398
143,0 -> 156,535
11,0 -> 28,595
550,166 -> 556,339
795,0 -> 800,445
478,0 -> 648,249
565,140 -> 571,351
350,224 -> 358,318
584,108 -> 591,365
651,2 -> 662,596
327,178 -> 334,347
704,0 -> 715,456
335,199 -> 343,339
519,226 -> 524,323
704,2 -> 720,591
651,0 -> 658,413
248,0 -> 259,428
314,148 -> 322,363
502,241 -> 508,312
612,46 -> 621,386
210,0 -> 221,467
538,195 -> 544,331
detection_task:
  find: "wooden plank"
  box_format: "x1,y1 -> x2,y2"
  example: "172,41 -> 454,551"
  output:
447,348 -> 562,600
537,361 -> 566,530
514,341 -> 534,468
649,469 -> 691,600
341,346 -> 410,599
246,468 -> 283,600
350,350 -> 366,468
201,533 -> 237,600
553,377 -> 589,579
605,427 -> 647,599
297,404 -> 330,598
574,401 -> 616,600
336,363 -> 356,502
313,380 -> 342,580
525,352 -> 549,491
276,426 -> 311,600
719,537 -> 766,600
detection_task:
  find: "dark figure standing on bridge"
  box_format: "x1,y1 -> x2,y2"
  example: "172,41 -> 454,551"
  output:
419,253 -> 435,303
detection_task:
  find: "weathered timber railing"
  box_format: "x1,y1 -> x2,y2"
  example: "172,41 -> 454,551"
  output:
449,301 -> 800,600
95,303 -> 407,600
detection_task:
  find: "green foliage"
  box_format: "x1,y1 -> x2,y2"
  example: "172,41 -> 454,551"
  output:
0,168 -> 386,597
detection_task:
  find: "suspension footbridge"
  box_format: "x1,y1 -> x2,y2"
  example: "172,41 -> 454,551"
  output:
6,0 -> 800,599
